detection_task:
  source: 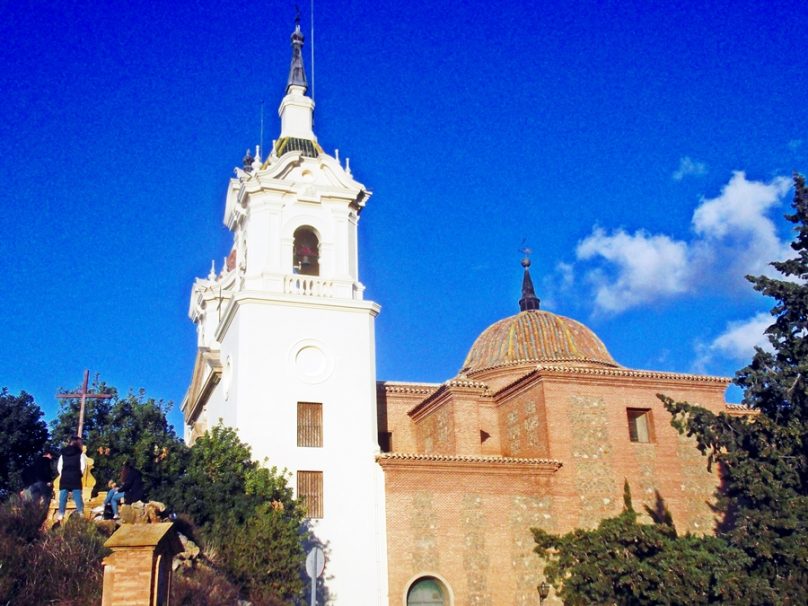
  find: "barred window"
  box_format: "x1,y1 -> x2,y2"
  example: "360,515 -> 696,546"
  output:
627,408 -> 653,443
297,402 -> 323,447
297,470 -> 323,518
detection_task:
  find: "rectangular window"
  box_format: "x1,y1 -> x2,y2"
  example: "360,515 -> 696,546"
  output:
297,402 -> 323,447
297,470 -> 324,518
627,408 -> 653,443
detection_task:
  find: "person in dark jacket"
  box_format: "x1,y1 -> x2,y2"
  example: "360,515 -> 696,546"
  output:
103,460 -> 145,519
56,436 -> 87,520
21,450 -> 56,503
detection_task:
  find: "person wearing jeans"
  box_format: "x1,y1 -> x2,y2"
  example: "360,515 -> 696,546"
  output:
56,436 -> 87,520
103,461 -> 145,519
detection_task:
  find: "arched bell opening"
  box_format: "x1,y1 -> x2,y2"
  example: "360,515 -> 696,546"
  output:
293,226 -> 320,276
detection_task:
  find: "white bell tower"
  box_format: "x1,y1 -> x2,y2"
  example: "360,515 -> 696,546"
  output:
182,18 -> 388,605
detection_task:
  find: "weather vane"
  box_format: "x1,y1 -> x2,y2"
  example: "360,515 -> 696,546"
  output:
519,239 -> 532,267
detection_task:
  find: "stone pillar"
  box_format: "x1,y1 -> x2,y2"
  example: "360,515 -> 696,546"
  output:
101,522 -> 184,606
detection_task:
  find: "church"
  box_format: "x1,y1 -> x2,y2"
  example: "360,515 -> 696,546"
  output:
182,20 -> 735,606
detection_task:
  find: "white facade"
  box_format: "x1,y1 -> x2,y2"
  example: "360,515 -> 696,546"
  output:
182,22 -> 388,605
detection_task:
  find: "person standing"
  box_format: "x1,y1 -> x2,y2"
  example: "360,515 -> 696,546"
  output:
56,436 -> 87,520
21,450 -> 56,503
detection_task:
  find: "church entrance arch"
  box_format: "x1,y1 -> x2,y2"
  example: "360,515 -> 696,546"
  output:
406,576 -> 450,606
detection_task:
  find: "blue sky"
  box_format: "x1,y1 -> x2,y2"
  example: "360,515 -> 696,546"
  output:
1,1 -> 806,433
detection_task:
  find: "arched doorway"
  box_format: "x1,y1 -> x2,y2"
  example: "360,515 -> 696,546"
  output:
406,577 -> 447,606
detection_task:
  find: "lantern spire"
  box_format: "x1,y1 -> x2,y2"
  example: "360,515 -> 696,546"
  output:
286,13 -> 308,94
518,256 -> 541,312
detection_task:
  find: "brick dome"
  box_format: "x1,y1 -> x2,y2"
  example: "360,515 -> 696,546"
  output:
461,310 -> 619,375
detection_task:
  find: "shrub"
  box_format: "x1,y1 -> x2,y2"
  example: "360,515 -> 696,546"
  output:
0,499 -> 111,605
171,565 -> 240,606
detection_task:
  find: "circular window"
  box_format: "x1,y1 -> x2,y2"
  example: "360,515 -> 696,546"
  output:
296,346 -> 326,377
289,339 -> 333,384
407,577 -> 446,606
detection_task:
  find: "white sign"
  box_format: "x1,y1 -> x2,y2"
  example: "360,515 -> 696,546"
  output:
306,547 -> 325,606
306,546 -> 325,579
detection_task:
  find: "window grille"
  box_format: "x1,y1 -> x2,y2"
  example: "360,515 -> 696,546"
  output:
297,470 -> 323,518
297,402 -> 323,447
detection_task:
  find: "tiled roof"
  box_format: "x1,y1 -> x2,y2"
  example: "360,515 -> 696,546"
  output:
461,311 -> 619,374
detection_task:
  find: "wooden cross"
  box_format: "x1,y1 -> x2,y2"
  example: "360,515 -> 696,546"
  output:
56,370 -> 113,438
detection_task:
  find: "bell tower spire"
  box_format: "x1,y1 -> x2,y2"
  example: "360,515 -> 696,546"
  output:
519,256 -> 541,312
286,13 -> 308,93
278,15 -> 315,142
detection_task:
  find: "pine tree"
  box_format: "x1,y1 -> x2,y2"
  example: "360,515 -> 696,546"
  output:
533,482 -> 749,605
663,173 -> 808,604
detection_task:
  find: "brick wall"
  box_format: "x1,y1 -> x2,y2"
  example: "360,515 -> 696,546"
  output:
380,368 -> 728,604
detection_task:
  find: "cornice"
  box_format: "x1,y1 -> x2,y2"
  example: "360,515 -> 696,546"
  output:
487,364 -> 731,395
215,290 -> 380,342
377,381 -> 441,396
183,348 -> 222,424
376,452 -> 562,476
725,403 -> 757,416
407,379 -> 492,421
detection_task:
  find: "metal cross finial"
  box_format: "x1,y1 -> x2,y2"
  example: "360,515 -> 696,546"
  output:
56,370 -> 113,438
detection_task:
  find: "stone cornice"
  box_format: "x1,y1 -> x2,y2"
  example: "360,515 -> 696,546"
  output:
725,403 -> 758,416
182,348 -> 222,424
407,379 -> 492,421
377,381 -> 441,396
537,364 -> 729,382
489,364 -> 731,395
376,452 -> 562,476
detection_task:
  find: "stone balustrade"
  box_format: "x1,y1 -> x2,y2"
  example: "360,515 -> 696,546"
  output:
285,275 -> 335,297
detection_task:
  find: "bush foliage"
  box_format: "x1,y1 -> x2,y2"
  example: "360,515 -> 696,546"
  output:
0,499 -> 112,605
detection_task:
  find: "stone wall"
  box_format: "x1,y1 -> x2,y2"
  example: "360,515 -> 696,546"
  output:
568,395 -> 619,527
381,458 -> 557,606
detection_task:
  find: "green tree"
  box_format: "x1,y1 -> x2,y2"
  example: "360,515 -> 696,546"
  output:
533,483 -> 748,605
0,388 -> 49,498
663,173 -> 808,604
166,423 -> 307,604
51,385 -> 189,501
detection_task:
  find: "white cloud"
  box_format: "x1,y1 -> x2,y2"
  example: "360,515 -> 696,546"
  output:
711,312 -> 772,358
692,171 -> 792,277
672,156 -> 707,181
693,312 -> 773,372
575,172 -> 792,314
556,261 -> 575,290
540,262 -> 575,310
576,228 -> 690,313
692,171 -> 789,240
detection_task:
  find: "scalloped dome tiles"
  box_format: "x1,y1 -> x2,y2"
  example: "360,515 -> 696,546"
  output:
461,310 -> 619,375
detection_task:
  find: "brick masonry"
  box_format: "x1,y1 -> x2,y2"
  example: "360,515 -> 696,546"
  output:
379,365 -> 731,605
